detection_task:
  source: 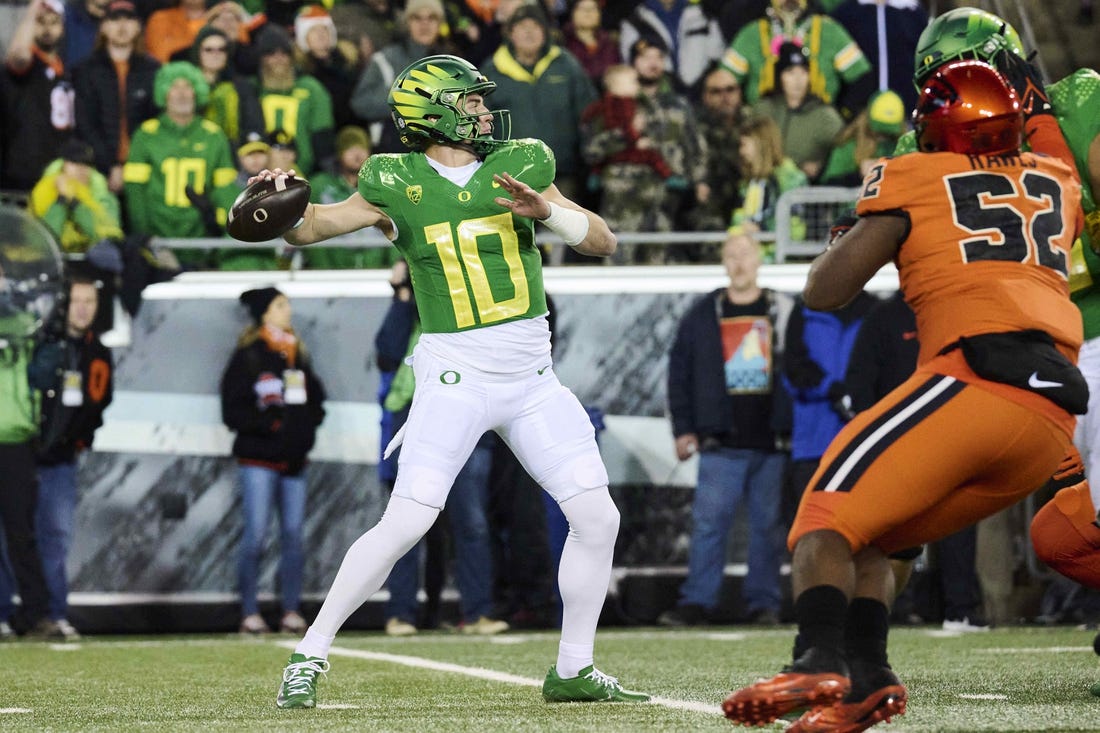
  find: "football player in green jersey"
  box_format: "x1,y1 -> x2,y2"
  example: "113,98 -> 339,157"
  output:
263,55 -> 650,710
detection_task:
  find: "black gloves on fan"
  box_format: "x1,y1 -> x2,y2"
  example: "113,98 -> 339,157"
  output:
185,185 -> 222,237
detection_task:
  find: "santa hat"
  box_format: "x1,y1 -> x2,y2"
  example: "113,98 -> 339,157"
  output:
294,5 -> 336,53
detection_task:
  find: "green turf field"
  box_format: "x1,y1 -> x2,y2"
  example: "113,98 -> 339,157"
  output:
2,625 -> 1097,731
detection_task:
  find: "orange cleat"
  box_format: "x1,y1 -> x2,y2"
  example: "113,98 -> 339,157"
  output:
785,683 -> 907,732
723,670 -> 851,726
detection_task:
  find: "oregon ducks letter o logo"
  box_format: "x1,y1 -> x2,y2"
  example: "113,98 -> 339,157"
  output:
253,208 -> 269,223
458,190 -> 471,202
440,370 -> 461,384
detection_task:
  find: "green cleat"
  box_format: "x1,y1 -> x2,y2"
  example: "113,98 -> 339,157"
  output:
542,665 -> 650,703
276,653 -> 330,709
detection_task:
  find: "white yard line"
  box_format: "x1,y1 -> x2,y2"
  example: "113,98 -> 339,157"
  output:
976,646 -> 1092,653
277,640 -> 721,716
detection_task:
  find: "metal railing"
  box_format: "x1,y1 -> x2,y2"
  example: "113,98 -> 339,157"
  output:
773,186 -> 862,263
17,184 -> 864,269
150,229 -> 770,269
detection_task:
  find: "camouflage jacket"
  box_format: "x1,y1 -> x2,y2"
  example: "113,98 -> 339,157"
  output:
585,87 -> 707,185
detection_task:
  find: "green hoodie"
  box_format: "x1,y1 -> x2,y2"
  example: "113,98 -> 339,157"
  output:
0,328 -> 38,444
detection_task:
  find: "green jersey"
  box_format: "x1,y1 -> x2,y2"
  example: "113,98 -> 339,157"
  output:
358,139 -> 553,334
1050,69 -> 1100,216
123,115 -> 237,266
0,333 -> 37,444
1053,69 -> 1100,338
258,75 -> 334,176
721,14 -> 871,105
306,172 -> 395,270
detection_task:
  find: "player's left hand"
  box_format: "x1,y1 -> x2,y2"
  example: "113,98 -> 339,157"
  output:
493,172 -> 551,220
828,210 -> 859,245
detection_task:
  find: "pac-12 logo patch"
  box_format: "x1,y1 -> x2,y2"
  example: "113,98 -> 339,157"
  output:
406,184 -> 422,204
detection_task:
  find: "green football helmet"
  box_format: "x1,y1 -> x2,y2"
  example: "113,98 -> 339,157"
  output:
913,8 -> 1025,86
388,55 -> 511,155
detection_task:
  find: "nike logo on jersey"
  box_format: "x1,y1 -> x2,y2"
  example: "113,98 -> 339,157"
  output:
1028,372 -> 1063,389
537,365 -> 550,375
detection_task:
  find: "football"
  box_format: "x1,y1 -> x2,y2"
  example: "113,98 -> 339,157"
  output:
227,174 -> 311,243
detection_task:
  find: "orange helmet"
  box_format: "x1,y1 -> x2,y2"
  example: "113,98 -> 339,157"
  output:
914,59 -> 1022,156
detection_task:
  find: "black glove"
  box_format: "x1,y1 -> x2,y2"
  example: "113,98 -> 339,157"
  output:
829,209 -> 859,245
185,185 -> 221,237
785,358 -> 826,390
27,340 -> 65,391
827,381 -> 856,422
995,49 -> 1053,118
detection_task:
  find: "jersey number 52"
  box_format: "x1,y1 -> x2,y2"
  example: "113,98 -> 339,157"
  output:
947,170 -> 1069,276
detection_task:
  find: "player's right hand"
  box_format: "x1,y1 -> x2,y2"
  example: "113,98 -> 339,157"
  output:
994,49 -> 1052,118
247,168 -> 300,186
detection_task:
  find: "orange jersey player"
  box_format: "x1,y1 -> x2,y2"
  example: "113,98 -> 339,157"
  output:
723,59 -> 1084,733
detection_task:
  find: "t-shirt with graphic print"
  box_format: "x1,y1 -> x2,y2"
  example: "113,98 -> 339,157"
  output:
718,293 -> 777,450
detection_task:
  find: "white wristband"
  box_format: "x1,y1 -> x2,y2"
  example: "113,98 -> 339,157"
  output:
539,202 -> 590,247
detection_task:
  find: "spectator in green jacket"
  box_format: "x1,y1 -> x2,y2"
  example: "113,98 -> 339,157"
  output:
304,125 -> 396,270
0,238 -> 54,638
29,139 -> 124,256
189,25 -> 264,148
752,41 -> 844,181
123,61 -> 237,268
720,0 -> 873,118
214,132 -> 282,271
481,4 -> 597,200
253,23 -> 334,176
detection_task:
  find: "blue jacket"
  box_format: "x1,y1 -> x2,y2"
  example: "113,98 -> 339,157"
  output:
783,292 -> 877,461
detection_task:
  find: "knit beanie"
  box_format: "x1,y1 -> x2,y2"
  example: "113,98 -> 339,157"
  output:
775,41 -> 810,76
154,61 -> 211,109
335,125 -> 370,155
294,5 -> 336,52
239,287 -> 283,324
507,3 -> 548,31
255,23 -> 294,57
190,26 -> 232,68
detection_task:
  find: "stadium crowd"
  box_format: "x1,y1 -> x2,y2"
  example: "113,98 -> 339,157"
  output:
1,0 -> 920,276
2,0 -> 1099,656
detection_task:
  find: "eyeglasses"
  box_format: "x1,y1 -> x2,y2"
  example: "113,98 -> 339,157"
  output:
201,45 -> 228,53
705,85 -> 740,95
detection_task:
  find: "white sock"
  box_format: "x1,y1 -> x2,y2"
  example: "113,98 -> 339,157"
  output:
295,626 -> 336,659
309,496 -> 440,639
554,487 -> 619,677
556,640 -> 594,679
